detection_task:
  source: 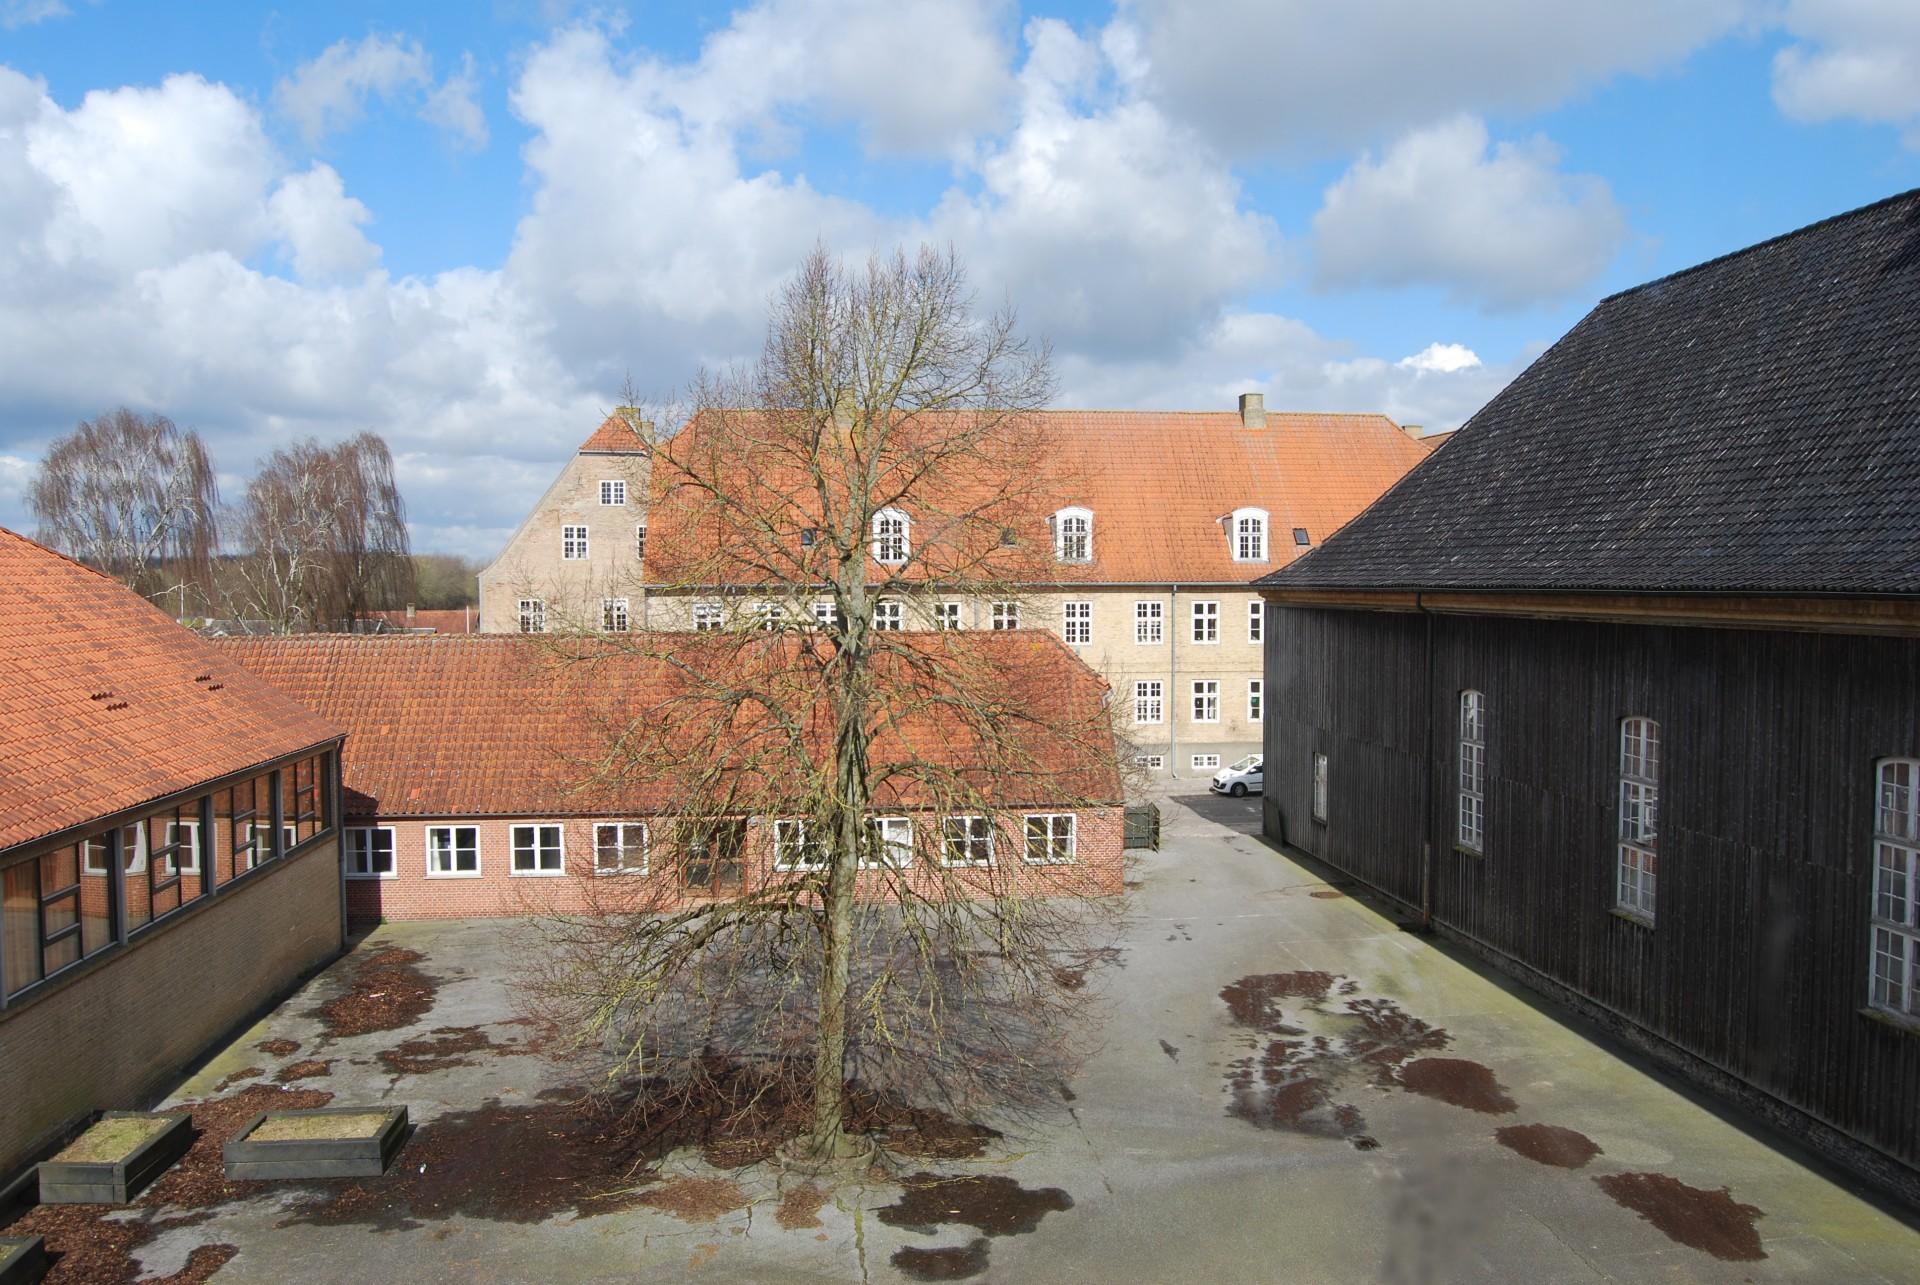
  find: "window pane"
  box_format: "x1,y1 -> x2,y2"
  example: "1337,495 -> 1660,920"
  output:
3,862 -> 40,995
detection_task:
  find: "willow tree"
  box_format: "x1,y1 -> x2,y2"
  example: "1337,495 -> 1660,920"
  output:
530,246 -> 1126,1164
29,408 -> 219,606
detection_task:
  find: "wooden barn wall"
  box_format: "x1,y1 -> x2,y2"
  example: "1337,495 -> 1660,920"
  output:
1263,603 -> 1920,1186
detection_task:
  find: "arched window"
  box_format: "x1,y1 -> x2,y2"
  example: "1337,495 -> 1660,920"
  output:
1616,717 -> 1660,921
1871,758 -> 1920,1020
1457,691 -> 1485,853
1054,507 -> 1093,562
871,508 -> 909,565
1229,507 -> 1268,562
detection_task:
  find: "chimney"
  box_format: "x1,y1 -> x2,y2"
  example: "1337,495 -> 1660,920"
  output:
1238,392 -> 1266,429
832,389 -> 856,433
1402,423 -> 1423,439
615,406 -> 656,442
405,603 -> 416,622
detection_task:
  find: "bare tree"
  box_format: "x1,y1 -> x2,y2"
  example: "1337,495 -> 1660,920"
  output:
228,433 -> 413,631
29,408 -> 219,605
528,246 -> 1128,1165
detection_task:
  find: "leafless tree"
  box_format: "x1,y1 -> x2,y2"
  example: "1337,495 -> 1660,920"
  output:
29,408 -> 219,606
227,433 -> 413,631
525,246 -> 1129,1166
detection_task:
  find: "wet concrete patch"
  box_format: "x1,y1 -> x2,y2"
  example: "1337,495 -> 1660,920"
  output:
1158,1040 -> 1180,1062
315,947 -> 437,1038
1396,1058 -> 1517,1114
1495,1123 -> 1602,1169
1051,945 -> 1125,992
1309,890 -> 1346,900
377,1025 -> 520,1076
892,1238 -> 992,1282
1593,1172 -> 1767,1262
877,1172 -> 1073,1238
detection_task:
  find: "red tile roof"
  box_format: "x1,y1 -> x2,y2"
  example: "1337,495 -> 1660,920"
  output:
644,409 -> 1435,587
0,527 -> 343,853
218,632 -> 1121,819
578,413 -> 652,454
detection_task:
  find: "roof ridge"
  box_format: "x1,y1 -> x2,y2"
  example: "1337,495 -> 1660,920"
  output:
1597,185 -> 1920,306
0,524 -> 130,592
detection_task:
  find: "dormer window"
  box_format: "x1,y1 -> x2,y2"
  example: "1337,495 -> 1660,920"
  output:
872,509 -> 909,565
1293,527 -> 1311,547
1053,507 -> 1093,563
1230,508 -> 1268,562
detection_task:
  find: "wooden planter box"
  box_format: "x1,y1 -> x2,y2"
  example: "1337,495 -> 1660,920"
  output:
37,1112 -> 193,1204
223,1107 -> 408,1180
0,1237 -> 49,1285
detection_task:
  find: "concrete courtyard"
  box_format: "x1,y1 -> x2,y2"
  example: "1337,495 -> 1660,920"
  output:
88,791 -> 1920,1282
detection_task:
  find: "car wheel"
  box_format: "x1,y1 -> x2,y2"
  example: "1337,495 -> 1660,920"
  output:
1230,782 -> 1247,797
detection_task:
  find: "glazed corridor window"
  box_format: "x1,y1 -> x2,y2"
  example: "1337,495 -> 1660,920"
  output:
600,480 -> 626,506
287,753 -> 327,848
1312,753 -> 1328,823
991,602 -> 1020,630
1134,680 -> 1164,725
1191,600 -> 1218,643
1135,601 -> 1163,644
942,816 -> 994,867
562,525 -> 589,560
1458,691 -> 1486,854
1870,758 -> 1920,1020
219,772 -> 274,877
1192,680 -> 1219,723
692,602 -> 723,632
1063,601 -> 1091,645
1231,508 -> 1268,562
773,819 -> 829,871
1024,813 -> 1076,865
427,826 -> 480,876
602,598 -> 631,632
511,824 -> 564,875
872,509 -> 910,565
866,816 -> 914,869
595,822 -> 649,874
1616,717 -> 1660,921
933,602 -> 962,630
874,600 -> 903,631
518,599 -> 545,634
346,827 -> 396,878
3,839 -> 114,998
1055,508 -> 1092,562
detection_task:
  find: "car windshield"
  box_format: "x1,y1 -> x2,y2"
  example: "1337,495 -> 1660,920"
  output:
1229,755 -> 1261,771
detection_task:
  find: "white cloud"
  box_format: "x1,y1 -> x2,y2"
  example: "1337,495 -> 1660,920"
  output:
1311,116 -> 1627,310
1,0 -> 68,29
1772,0 -> 1920,147
267,164 -> 380,281
422,53 -> 489,151
1398,342 -> 1482,374
1123,0 -> 1755,154
274,34 -> 491,152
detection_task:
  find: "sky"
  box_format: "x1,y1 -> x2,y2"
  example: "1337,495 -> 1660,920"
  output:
2,1 -> 1917,558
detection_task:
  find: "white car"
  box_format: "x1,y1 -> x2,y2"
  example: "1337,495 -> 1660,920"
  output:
1210,754 -> 1263,797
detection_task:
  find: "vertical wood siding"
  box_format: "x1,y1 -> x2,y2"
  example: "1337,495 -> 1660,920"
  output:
1265,604 -> 1920,1184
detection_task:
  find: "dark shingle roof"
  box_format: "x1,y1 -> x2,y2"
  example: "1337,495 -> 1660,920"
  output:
1262,189 -> 1920,596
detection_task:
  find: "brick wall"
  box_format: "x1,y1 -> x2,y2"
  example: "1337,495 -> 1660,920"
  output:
0,838 -> 342,1179
346,807 -> 1124,921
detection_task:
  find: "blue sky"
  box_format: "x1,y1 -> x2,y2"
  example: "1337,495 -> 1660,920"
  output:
2,0 -> 1917,555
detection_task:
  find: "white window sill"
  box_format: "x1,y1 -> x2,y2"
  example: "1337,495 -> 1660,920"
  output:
510,867 -> 568,877
1609,906 -> 1655,929
1023,858 -> 1075,866
345,872 -> 398,881
773,864 -> 831,874
426,870 -> 483,879
939,861 -> 993,869
594,866 -> 649,877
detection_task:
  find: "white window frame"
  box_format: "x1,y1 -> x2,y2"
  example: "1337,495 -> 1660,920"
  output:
602,597 -> 630,632
991,601 -> 1020,630
773,818 -> 829,872
1192,754 -> 1221,771
1870,758 -> 1919,1021
755,602 -> 786,631
518,598 -> 545,634
1063,600 -> 1091,646
1135,600 -> 1163,645
692,601 -> 724,632
511,823 -> 566,876
941,815 -> 994,868
1053,507 -> 1093,563
1230,507 -> 1269,562
345,826 -> 397,880
874,599 -> 903,631
118,822 -> 149,874
865,816 -> 914,869
812,600 -> 842,629
1024,813 -> 1076,865
933,601 -> 963,631
1248,679 -> 1263,723
426,825 -> 481,877
1458,691 -> 1486,854
599,479 -> 626,506
872,508 -> 910,565
594,821 -> 649,876
161,818 -> 202,876
1312,753 -> 1328,823
1134,680 -> 1164,725
1191,600 -> 1219,644
1616,717 -> 1659,922
635,524 -> 647,560
1192,679 -> 1220,724
1133,754 -> 1165,770
1248,600 -> 1264,644
562,524 -> 590,560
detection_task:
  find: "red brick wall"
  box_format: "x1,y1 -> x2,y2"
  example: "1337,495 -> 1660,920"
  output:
346,807 -> 1124,921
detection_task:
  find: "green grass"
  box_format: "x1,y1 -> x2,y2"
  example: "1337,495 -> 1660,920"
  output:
52,1116 -> 174,1164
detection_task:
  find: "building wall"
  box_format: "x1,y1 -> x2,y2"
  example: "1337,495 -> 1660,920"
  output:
645,584 -> 1267,778
1263,603 -> 1920,1197
345,808 -> 1125,921
477,450 -> 652,633
0,835 -> 342,1178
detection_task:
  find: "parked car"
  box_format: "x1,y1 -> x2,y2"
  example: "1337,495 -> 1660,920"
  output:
1210,754 -> 1263,797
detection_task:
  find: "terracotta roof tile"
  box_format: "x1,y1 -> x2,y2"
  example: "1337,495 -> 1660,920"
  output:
0,527 -> 343,852
577,414 -> 652,455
